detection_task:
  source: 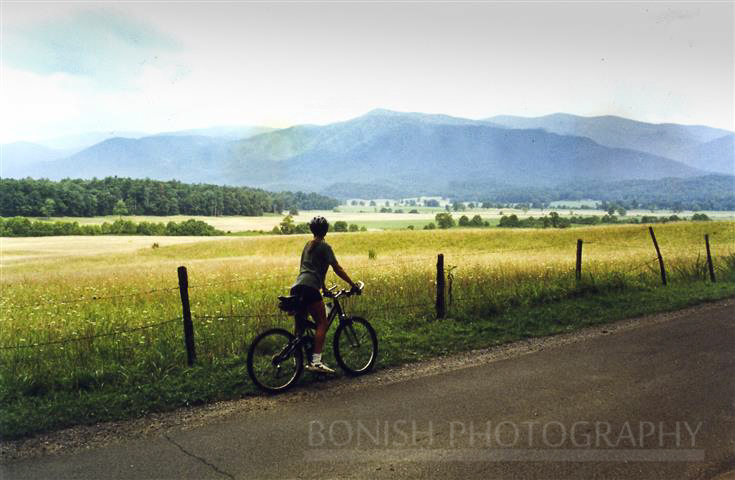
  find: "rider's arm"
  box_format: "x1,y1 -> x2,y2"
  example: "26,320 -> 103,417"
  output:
333,262 -> 357,289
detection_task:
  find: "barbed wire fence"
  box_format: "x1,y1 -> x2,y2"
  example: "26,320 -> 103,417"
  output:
0,227 -> 726,366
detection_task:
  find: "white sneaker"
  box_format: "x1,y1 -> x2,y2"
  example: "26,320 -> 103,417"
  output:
305,362 -> 336,374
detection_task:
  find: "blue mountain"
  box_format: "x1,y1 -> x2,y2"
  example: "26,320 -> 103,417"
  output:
487,113 -> 733,174
225,109 -> 704,192
6,109 -> 724,198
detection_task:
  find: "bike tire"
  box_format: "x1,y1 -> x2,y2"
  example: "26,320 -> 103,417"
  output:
247,328 -> 304,393
333,316 -> 378,376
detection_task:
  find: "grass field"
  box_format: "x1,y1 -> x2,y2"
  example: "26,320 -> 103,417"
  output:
1,221 -> 734,438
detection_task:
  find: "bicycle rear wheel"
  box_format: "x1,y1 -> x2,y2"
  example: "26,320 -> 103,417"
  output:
247,328 -> 303,393
333,316 -> 378,375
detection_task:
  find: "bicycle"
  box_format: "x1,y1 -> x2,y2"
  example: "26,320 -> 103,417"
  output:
246,281 -> 377,393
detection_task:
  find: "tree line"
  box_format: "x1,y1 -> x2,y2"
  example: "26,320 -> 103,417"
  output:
446,175 -> 735,211
0,177 -> 339,218
273,215 -> 367,234
415,212 -> 711,230
497,212 -> 711,229
0,217 -> 224,237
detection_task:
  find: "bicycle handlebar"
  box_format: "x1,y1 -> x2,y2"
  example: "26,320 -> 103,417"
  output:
324,281 -> 364,299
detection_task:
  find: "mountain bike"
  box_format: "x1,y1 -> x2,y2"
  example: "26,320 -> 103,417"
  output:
246,281 -> 377,393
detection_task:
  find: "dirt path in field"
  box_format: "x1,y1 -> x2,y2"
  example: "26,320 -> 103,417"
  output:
2,297 -> 734,480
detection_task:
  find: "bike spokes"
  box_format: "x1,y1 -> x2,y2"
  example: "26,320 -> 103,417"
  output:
248,329 -> 303,392
334,317 -> 377,375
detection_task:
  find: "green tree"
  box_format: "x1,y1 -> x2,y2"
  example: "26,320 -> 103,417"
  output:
549,211 -> 560,228
279,215 -> 295,234
40,198 -> 56,219
458,215 -> 470,226
333,221 -> 348,232
435,212 -> 455,229
112,199 -> 129,216
498,214 -> 520,228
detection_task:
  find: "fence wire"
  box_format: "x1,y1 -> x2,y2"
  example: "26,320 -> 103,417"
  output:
0,317 -> 181,350
6,286 -> 180,310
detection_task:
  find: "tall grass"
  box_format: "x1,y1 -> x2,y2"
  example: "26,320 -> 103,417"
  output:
1,222 -> 734,437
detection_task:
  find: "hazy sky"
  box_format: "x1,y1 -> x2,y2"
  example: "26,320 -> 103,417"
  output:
1,1 -> 733,143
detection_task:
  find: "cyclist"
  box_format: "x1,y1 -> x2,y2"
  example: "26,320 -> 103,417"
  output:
290,216 -> 358,374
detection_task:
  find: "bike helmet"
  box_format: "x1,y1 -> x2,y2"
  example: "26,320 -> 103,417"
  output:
308,216 -> 329,237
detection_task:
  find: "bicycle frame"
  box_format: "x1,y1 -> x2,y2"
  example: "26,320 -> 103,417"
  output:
294,291 -> 347,337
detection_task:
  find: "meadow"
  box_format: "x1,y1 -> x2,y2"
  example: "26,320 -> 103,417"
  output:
1,221 -> 735,438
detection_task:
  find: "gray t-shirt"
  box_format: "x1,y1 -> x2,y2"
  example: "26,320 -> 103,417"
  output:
293,240 -> 338,291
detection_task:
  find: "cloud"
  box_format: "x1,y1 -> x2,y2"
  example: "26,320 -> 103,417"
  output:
3,8 -> 181,88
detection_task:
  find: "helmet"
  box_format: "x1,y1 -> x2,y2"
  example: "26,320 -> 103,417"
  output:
308,216 -> 329,237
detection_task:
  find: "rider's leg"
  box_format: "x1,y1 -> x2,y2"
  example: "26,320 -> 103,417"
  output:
306,300 -> 328,355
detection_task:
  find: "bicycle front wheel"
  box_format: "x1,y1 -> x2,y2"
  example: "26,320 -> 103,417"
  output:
333,316 -> 378,376
247,328 -> 303,393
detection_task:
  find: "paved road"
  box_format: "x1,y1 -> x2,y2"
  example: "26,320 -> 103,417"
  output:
4,300 -> 734,479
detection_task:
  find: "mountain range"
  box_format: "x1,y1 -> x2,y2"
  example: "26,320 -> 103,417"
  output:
2,110 -> 732,199
487,113 -> 734,174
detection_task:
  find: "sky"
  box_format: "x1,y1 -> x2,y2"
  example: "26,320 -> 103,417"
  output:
1,1 -> 733,144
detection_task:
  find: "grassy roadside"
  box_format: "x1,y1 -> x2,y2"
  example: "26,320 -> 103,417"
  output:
2,280 -> 733,440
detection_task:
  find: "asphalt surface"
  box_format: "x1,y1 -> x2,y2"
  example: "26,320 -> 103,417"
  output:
3,300 -> 734,479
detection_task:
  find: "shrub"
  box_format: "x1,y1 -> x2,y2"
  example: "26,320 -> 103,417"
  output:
435,213 -> 455,229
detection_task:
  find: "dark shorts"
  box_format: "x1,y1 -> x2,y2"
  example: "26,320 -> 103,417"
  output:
290,285 -> 322,307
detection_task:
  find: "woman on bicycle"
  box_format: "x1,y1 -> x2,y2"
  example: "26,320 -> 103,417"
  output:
291,216 -> 358,374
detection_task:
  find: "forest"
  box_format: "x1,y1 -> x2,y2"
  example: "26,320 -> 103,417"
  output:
0,177 -> 339,217
446,175 -> 735,211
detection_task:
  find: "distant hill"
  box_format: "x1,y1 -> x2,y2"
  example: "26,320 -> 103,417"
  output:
4,126 -> 273,182
681,134 -> 734,175
28,135 -> 231,183
226,109 -> 703,193
36,131 -> 148,151
1,142 -> 70,177
5,109 -> 731,206
487,113 -> 733,174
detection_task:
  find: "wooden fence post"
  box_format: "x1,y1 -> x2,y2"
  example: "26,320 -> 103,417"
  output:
177,266 -> 197,366
576,239 -> 583,282
705,234 -> 716,283
648,227 -> 667,286
436,254 -> 446,319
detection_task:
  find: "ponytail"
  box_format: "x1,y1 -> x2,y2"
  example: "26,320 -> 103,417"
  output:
307,239 -> 318,254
